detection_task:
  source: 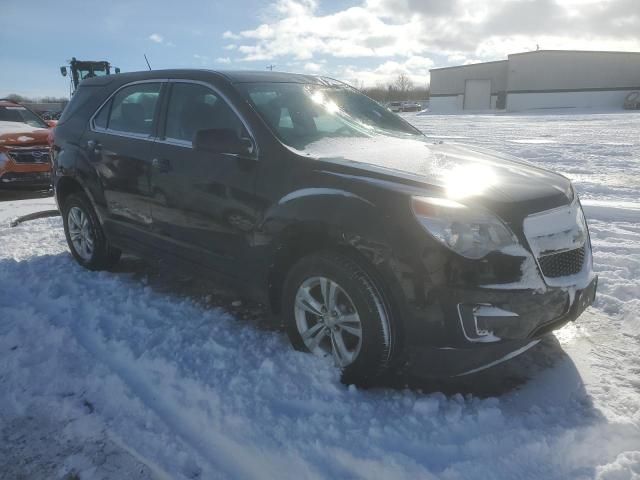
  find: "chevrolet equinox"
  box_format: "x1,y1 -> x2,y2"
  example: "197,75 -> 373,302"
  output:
52,70 -> 597,383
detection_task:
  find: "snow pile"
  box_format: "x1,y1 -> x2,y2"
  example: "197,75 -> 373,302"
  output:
1,111 -> 639,479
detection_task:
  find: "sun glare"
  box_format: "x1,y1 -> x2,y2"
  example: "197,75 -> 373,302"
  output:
444,164 -> 498,199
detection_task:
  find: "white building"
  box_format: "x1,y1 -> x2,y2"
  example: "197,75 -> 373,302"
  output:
430,50 -> 640,113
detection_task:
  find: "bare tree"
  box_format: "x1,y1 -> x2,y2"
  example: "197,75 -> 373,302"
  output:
354,77 -> 430,104
393,73 -> 413,94
5,93 -> 27,102
40,96 -> 69,103
3,93 -> 68,103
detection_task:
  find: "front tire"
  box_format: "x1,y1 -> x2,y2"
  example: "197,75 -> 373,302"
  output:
62,192 -> 121,271
283,252 -> 394,384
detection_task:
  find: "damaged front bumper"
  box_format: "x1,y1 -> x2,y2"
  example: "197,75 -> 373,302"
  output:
405,274 -> 597,378
456,273 -> 597,343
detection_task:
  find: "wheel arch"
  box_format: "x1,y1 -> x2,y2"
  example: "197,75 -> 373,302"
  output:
264,189 -> 406,323
55,175 -> 85,208
55,175 -> 105,224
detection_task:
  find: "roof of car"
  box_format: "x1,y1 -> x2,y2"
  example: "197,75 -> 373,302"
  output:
218,70 -> 329,84
0,98 -> 20,106
80,69 -> 338,87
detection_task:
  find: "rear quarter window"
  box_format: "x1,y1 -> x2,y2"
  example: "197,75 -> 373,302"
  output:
93,100 -> 111,129
57,86 -> 101,125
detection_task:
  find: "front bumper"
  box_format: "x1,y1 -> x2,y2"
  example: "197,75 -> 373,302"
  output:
0,171 -> 52,189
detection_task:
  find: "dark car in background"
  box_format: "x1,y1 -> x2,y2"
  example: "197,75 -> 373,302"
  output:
51,70 -> 597,383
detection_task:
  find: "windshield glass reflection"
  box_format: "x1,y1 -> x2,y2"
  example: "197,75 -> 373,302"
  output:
240,81 -> 423,150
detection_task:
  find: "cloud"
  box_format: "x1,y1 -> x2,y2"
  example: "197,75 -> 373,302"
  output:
216,57 -> 232,64
193,54 -> 210,66
366,0 -> 458,19
223,0 -> 640,71
303,62 -> 323,72
223,30 -> 241,40
231,2 -> 428,61
149,33 -> 174,46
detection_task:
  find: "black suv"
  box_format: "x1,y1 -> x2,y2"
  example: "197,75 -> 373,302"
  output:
52,70 -> 597,383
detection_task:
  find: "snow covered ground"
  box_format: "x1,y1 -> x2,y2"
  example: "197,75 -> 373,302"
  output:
0,190 -> 56,225
1,112 -> 639,479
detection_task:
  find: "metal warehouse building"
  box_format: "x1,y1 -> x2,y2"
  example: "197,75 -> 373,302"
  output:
430,50 -> 640,112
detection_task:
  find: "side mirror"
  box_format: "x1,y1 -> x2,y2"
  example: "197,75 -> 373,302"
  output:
60,66 -> 67,77
193,128 -> 255,158
46,120 -> 58,128
114,67 -> 121,74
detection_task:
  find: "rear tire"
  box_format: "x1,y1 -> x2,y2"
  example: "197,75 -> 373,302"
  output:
283,252 -> 394,385
62,192 -> 121,271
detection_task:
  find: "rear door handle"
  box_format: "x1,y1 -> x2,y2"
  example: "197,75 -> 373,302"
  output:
152,158 -> 171,173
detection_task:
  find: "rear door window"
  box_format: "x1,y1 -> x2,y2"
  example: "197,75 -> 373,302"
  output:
101,83 -> 162,135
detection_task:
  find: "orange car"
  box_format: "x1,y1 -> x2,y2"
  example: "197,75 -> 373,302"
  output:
0,99 -> 55,189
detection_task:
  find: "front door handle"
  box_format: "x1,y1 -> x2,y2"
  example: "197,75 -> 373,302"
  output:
87,139 -> 101,154
152,158 -> 171,173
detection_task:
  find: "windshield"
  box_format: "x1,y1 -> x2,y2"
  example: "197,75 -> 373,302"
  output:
77,66 -> 109,80
239,82 -> 422,150
0,105 -> 48,128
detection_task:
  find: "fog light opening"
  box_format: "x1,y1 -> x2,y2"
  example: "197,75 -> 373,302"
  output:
457,304 -> 519,343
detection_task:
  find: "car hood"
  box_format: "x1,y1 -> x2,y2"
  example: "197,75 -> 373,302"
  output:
297,135 -> 572,212
0,121 -> 50,147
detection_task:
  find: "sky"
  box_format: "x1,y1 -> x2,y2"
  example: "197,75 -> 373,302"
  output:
1,0 -> 639,98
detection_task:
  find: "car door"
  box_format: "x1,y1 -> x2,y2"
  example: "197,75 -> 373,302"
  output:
88,81 -> 164,241
149,80 -> 261,274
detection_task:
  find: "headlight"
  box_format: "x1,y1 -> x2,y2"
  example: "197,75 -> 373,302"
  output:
411,196 -> 518,259
0,152 -> 9,167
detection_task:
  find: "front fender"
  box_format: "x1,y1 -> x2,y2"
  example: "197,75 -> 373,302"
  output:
262,188 -> 393,261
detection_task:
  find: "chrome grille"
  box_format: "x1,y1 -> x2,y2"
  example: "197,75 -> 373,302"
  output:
538,246 -> 586,278
8,148 -> 51,164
